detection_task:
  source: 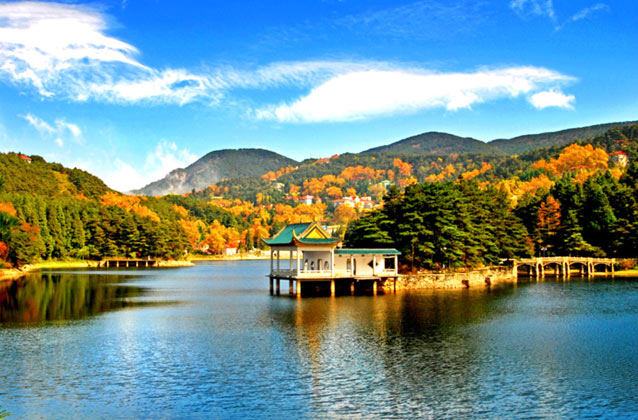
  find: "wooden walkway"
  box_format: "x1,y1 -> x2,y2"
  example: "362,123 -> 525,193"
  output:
100,259 -> 157,268
513,257 -> 616,277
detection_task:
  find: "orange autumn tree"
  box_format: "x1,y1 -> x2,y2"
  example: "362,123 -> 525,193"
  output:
537,195 -> 561,254
261,166 -> 298,181
272,202 -> 326,224
340,166 -> 383,181
498,174 -> 555,207
334,204 -> 357,225
460,162 -> 492,182
0,202 -> 16,216
425,164 -> 456,183
180,219 -> 206,250
100,192 -> 161,222
303,178 -> 325,195
393,158 -> 412,176
533,144 -> 608,180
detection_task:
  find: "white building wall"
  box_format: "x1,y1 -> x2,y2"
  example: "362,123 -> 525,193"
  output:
334,254 -> 387,276
301,250 -> 332,272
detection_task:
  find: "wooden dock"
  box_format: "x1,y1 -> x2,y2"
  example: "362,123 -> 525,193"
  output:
100,259 -> 157,268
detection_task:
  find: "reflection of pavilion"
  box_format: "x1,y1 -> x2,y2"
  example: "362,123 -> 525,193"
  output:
262,222 -> 400,296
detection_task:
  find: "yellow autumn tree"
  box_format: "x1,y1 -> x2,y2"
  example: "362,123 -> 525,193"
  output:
334,204 -> 357,225
533,144 -> 608,178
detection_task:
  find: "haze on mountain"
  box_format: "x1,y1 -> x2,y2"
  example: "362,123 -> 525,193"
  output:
136,120 -> 637,196
133,149 -> 297,196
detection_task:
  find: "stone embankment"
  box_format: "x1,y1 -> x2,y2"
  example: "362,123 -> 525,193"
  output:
384,266 -> 516,291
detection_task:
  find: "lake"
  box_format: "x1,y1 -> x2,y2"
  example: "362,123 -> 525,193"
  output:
1,261 -> 638,419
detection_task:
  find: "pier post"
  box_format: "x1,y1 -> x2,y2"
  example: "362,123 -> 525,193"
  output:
270,249 -> 274,275
372,280 -> 378,296
276,250 -> 280,274
296,280 -> 301,297
269,277 -> 274,295
276,278 -> 280,295
289,280 -> 293,295
330,280 -> 335,297
350,281 -> 355,295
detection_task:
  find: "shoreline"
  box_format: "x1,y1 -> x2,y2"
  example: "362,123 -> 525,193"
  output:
0,259 -> 194,282
612,269 -> 638,277
190,254 -> 269,262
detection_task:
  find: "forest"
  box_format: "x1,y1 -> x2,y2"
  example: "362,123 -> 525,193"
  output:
0,124 -> 637,269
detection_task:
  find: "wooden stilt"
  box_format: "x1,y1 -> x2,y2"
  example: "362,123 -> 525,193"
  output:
296,280 -> 301,297
372,280 -> 377,296
289,280 -> 294,295
330,280 -> 335,297
276,278 -> 280,295
269,277 -> 274,295
350,281 -> 355,295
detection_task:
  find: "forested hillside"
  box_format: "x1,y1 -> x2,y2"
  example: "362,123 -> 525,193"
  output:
489,120 -> 638,154
1,123 -> 637,270
346,125 -> 638,268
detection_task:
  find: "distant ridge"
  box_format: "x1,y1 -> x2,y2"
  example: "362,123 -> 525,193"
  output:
487,121 -> 638,154
363,132 -> 500,155
133,148 -> 297,196
363,121 -> 638,156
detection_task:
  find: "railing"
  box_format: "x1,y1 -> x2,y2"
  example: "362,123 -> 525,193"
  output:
272,268 -> 398,277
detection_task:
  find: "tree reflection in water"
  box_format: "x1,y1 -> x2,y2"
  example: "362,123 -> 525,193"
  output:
0,271 -> 167,324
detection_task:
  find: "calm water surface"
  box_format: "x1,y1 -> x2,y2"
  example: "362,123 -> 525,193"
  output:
1,261 -> 638,419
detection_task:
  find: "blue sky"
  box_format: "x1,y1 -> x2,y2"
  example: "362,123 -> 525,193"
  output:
0,0 -> 636,191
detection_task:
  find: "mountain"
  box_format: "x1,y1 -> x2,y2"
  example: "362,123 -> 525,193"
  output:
362,121 -> 638,157
488,121 -> 638,154
133,148 -> 298,196
363,132 -> 501,155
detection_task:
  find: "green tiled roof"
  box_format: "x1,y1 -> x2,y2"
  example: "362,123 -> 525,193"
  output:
335,248 -> 401,255
296,238 -> 342,245
262,223 -> 311,246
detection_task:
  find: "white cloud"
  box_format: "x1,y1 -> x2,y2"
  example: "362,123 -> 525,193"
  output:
55,119 -> 81,137
1,2 -> 579,123
255,67 -> 576,123
529,89 -> 575,109
22,113 -> 82,146
144,139 -> 197,181
510,0 -> 609,29
571,3 -> 609,21
98,140 -> 197,192
0,2 -> 217,104
510,0 -> 556,21
22,113 -> 55,135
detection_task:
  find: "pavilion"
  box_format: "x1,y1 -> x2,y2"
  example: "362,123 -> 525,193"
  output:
262,222 -> 400,296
